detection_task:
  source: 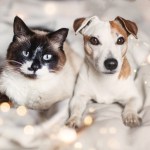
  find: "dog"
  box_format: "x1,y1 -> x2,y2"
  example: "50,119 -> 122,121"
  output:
66,16 -> 143,128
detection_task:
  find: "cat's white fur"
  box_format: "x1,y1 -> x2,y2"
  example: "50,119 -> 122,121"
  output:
0,43 -> 82,110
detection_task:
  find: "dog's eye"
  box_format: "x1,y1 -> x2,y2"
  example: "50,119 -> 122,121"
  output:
89,37 -> 100,45
116,37 -> 125,45
22,51 -> 29,57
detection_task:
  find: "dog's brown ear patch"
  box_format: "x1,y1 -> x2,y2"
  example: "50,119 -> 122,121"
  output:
84,36 -> 93,55
115,16 -> 138,39
73,18 -> 85,32
110,21 -> 128,40
119,57 -> 131,79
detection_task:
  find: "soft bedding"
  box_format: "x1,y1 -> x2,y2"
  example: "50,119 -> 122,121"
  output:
0,0 -> 150,149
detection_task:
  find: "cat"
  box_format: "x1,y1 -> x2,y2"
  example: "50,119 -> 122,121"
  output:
0,16 -> 82,110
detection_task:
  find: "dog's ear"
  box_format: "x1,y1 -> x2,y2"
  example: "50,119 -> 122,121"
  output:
73,18 -> 85,33
73,16 -> 99,35
115,16 -> 138,39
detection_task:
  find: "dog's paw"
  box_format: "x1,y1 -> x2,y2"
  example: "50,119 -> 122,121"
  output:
66,116 -> 82,129
122,112 -> 142,128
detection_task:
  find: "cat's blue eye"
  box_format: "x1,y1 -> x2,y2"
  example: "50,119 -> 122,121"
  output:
22,51 -> 29,57
43,54 -> 52,61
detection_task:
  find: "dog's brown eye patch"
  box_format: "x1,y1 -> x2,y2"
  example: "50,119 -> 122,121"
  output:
116,37 -> 125,45
89,37 -> 100,45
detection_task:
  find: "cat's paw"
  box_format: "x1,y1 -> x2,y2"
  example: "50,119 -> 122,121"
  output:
66,116 -> 82,129
122,112 -> 142,127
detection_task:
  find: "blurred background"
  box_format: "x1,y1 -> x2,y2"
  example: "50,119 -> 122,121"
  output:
0,0 -> 150,57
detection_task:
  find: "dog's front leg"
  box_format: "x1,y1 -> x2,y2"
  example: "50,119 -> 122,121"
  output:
66,95 -> 90,129
66,63 -> 92,129
122,96 -> 142,127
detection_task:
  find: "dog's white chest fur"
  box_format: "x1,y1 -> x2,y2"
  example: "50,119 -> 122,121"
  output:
0,67 -> 75,110
90,74 -> 133,104
78,63 -> 137,104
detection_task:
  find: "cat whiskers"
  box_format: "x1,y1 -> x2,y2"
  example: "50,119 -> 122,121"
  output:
48,64 -> 64,73
5,66 -> 21,72
0,64 -> 21,73
5,60 -> 23,66
2,60 -> 23,72
49,69 -> 57,73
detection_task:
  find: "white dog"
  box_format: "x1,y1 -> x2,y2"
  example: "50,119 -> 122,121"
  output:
66,16 -> 143,128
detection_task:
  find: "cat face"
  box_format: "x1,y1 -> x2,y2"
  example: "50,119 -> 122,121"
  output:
7,16 -> 69,79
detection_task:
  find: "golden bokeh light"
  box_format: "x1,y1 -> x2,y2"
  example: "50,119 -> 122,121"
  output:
58,127 -> 77,143
16,106 -> 27,116
84,115 -> 93,126
0,102 -> 10,112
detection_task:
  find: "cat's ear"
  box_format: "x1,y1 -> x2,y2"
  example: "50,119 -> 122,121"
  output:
47,28 -> 69,47
13,16 -> 33,38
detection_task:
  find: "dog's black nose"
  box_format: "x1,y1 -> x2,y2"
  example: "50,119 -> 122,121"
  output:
104,58 -> 118,71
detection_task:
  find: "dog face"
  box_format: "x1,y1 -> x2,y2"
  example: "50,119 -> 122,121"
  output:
74,16 -> 138,78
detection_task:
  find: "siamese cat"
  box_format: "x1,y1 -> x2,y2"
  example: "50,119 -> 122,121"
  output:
0,16 -> 81,110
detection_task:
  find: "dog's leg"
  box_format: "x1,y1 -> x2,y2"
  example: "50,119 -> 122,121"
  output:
122,95 -> 142,127
66,63 -> 92,129
66,95 -> 90,129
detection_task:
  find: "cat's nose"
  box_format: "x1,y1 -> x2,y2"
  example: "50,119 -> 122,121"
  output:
29,63 -> 41,72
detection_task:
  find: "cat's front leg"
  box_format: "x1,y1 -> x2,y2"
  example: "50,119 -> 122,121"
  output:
122,96 -> 143,127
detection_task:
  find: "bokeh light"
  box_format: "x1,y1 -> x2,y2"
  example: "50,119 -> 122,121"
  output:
99,127 -> 108,134
24,125 -> 34,135
84,115 -> 93,126
58,127 -> 77,143
0,102 -> 10,112
44,3 -> 57,15
74,142 -> 83,149
16,106 -> 27,116
108,127 -> 117,134
88,107 -> 95,113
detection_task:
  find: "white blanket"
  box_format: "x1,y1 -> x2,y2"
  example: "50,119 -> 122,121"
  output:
0,0 -> 150,149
